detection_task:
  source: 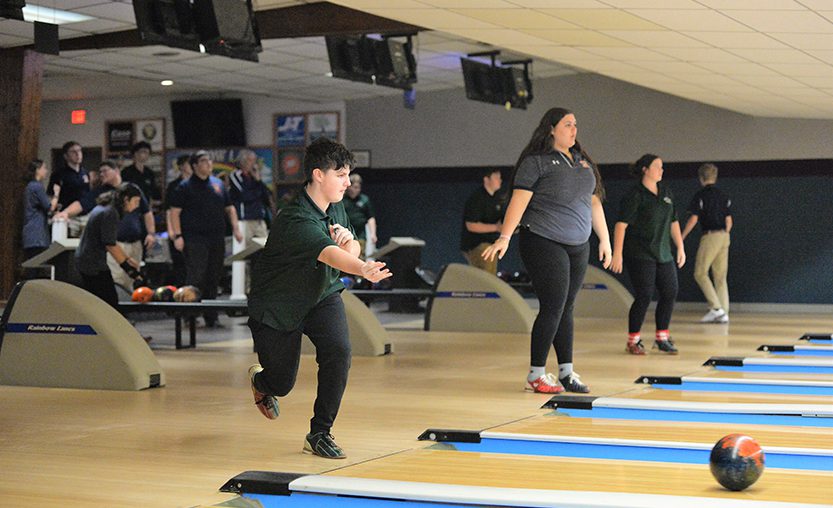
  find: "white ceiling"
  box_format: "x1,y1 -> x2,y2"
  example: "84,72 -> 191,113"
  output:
2,1 -> 832,118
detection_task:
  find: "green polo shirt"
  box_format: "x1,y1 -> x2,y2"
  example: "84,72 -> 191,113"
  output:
618,182 -> 679,263
248,189 -> 356,331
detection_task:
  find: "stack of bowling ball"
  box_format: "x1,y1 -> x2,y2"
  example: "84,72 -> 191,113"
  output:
131,285 -> 202,303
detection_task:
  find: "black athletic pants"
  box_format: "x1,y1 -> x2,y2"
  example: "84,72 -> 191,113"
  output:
519,230 -> 589,368
80,270 -> 118,309
624,257 -> 678,334
248,292 -> 351,435
184,234 -> 225,324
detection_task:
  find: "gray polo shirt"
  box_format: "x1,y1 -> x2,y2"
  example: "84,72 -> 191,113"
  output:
75,205 -> 118,275
514,150 -> 596,245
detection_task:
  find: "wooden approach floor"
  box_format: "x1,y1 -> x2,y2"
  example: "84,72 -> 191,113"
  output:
1,310 -> 832,507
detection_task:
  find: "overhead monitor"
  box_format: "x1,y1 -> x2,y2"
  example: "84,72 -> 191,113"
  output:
132,0 -> 201,51
193,0 -> 262,62
326,35 -> 418,90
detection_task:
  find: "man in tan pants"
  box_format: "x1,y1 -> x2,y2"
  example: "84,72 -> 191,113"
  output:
682,163 -> 732,323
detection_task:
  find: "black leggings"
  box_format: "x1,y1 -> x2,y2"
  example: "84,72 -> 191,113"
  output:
80,270 -> 118,309
248,292 -> 351,435
519,230 -> 589,367
624,257 -> 678,334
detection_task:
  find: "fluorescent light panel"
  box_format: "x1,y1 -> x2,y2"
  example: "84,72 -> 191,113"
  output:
23,4 -> 94,25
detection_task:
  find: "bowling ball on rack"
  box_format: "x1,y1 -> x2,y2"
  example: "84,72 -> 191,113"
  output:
153,286 -> 175,302
709,434 -> 765,491
173,285 -> 202,302
131,286 -> 153,303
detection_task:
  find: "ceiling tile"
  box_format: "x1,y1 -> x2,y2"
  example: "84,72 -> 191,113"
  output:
581,46 -> 672,61
627,9 -> 750,31
449,9 -> 580,29
185,55 -> 260,71
597,0 -> 706,7
682,31 -> 788,49
513,0 -> 610,6
540,8 -> 664,30
420,0 -> 518,7
729,48 -> 821,64
240,65 -> 313,80
0,19 -> 34,38
771,32 -> 833,49
0,33 -> 28,46
695,61 -> 777,75
654,47 -> 746,63
722,10 -> 833,33
695,0 -> 807,9
74,51 -> 159,68
520,29 -> 632,46
75,2 -> 137,23
600,30 -> 708,48
806,49 -> 833,64
452,28 -> 558,46
362,8 -> 501,29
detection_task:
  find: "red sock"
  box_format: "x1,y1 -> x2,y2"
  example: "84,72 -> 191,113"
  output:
628,332 -> 641,344
656,330 -> 670,341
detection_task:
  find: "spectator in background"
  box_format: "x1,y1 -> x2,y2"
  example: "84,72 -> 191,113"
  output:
342,173 -> 377,257
48,141 -> 89,213
59,161 -> 156,290
122,141 -> 161,204
169,150 -> 243,327
460,168 -> 505,274
22,160 -> 58,265
87,165 -> 102,191
164,154 -> 193,287
74,184 -> 144,308
229,149 -> 273,241
681,163 -> 732,324
611,154 -> 685,355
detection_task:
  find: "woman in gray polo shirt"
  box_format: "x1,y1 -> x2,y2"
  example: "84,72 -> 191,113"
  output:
483,107 -> 612,394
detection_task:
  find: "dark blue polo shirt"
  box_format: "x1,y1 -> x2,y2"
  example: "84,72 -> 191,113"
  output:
48,164 -> 89,211
168,174 -> 231,238
229,169 -> 271,221
687,184 -> 731,232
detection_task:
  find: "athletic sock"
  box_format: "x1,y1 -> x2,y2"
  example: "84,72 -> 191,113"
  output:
558,363 -> 573,379
628,332 -> 641,344
528,366 -> 546,382
656,329 -> 670,341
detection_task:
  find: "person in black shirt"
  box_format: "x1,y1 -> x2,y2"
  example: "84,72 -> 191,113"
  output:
169,150 -> 243,326
49,141 -> 89,213
460,168 -> 504,274
681,163 -> 732,323
122,141 -> 161,204
164,155 -> 193,287
74,184 -> 144,308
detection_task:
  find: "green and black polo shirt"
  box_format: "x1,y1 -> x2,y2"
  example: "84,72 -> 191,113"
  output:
618,182 -> 679,263
248,189 -> 356,331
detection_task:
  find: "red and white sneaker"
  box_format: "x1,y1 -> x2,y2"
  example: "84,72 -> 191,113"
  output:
525,373 -> 565,394
248,364 -> 279,420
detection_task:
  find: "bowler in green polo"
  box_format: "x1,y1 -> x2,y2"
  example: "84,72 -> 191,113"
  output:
246,138 -> 391,459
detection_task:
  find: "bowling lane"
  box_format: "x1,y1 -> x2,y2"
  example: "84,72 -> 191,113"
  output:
629,387 -> 833,405
637,375 -> 833,396
491,416 -> 833,450
324,449 -> 833,505
696,370 -> 833,383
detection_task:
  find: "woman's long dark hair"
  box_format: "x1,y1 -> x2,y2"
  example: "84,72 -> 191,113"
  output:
96,182 -> 142,217
509,107 -> 605,200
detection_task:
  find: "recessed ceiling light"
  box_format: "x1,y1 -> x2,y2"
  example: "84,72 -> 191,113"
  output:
23,4 -> 94,25
160,80 -> 174,86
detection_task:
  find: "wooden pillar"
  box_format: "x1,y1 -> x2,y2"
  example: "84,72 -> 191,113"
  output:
0,48 -> 44,299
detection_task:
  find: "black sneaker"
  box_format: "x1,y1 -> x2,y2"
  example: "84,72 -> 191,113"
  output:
303,432 -> 346,459
654,338 -> 679,355
559,372 -> 590,393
